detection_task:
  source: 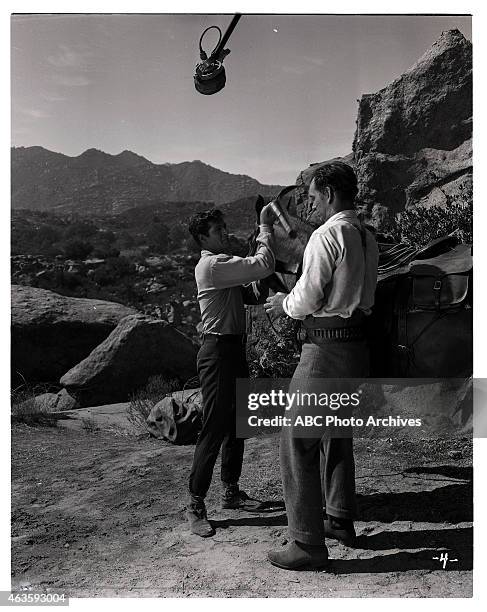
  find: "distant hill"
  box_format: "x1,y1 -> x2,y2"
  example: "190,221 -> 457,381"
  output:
11,146 -> 284,214
117,195 -> 260,236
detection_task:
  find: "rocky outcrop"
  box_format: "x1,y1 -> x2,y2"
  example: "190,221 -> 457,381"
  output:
294,30 -> 472,216
353,29 -> 472,212
11,285 -> 137,384
60,315 -> 199,406
294,153 -> 355,218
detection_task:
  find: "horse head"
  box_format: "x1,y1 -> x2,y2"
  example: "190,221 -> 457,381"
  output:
251,189 -> 316,277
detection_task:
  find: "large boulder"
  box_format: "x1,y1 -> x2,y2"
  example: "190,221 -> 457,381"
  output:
11,285 -> 137,384
60,315 -> 199,406
353,29 -> 472,213
294,30 -> 472,217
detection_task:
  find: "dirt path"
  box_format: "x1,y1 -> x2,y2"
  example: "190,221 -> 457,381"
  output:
11,425 -> 472,597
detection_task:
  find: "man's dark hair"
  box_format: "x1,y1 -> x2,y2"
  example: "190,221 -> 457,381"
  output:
188,208 -> 224,246
311,162 -> 358,202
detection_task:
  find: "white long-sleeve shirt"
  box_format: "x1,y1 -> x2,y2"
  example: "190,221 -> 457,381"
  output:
283,210 -> 379,320
196,225 -> 275,334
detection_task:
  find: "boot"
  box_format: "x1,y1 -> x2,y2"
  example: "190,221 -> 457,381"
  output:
185,495 -> 215,538
323,515 -> 356,546
267,540 -> 329,570
221,483 -> 260,510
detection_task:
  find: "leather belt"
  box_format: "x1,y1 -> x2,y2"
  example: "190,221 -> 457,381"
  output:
300,311 -> 366,343
305,326 -> 365,341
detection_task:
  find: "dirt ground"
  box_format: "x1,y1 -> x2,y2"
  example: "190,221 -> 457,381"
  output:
11,424 -> 473,598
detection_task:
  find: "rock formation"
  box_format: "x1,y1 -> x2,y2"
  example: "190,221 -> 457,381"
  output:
295,29 -> 472,216
60,315 -> 199,406
15,389 -> 79,415
354,29 -> 472,213
11,285 -> 136,384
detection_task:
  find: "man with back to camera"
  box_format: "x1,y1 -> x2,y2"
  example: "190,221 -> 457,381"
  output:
186,203 -> 276,537
264,162 -> 379,569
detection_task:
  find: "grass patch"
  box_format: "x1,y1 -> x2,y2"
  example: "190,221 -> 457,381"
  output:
80,415 -> 99,433
11,382 -> 61,426
127,375 -> 182,433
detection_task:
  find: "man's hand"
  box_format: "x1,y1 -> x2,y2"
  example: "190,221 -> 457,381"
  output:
264,292 -> 287,318
260,203 -> 276,226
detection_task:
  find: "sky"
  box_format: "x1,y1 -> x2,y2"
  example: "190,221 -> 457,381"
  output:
11,13 -> 472,185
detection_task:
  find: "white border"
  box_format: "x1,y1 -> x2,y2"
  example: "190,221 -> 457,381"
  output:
3,2 -> 485,609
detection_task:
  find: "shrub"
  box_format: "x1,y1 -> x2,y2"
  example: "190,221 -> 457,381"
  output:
63,239 -> 94,260
92,245 -> 120,259
169,223 -> 187,248
58,271 -> 84,290
11,382 -> 59,426
127,376 -> 181,432
371,204 -> 400,240
92,256 -> 133,286
117,231 -> 135,249
147,222 -> 171,253
63,220 -> 98,240
247,314 -> 300,378
81,416 -> 99,433
396,199 -> 472,248
37,224 -> 62,244
97,229 -> 116,244
11,223 -> 64,256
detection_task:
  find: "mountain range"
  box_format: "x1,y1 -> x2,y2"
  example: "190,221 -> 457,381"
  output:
11,146 -> 284,215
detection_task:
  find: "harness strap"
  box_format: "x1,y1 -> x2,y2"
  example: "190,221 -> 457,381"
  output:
301,218 -> 369,339
395,276 -> 412,376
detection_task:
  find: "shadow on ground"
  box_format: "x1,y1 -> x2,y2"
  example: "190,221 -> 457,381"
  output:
330,547 -> 472,574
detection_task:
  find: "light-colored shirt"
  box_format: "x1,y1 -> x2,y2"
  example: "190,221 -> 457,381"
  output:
196,225 -> 275,334
283,210 -> 379,320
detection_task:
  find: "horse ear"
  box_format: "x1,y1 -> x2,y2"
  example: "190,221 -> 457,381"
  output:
255,195 -> 265,220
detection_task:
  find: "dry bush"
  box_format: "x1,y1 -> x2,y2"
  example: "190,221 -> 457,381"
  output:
127,375 -> 181,432
396,199 -> 472,248
11,382 -> 59,425
247,314 -> 300,378
81,415 -> 99,433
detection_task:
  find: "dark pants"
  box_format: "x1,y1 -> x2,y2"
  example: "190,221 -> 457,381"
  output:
189,336 -> 249,498
280,339 -> 369,545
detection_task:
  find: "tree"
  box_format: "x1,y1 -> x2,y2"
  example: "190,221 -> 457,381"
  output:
169,223 -> 187,248
117,231 -> 135,249
147,222 -> 170,253
64,221 -> 98,240
97,229 -> 116,244
92,244 -> 120,259
92,256 -> 133,286
63,240 -> 94,260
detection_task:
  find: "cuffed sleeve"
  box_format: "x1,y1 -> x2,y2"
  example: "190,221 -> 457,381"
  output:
241,279 -> 271,305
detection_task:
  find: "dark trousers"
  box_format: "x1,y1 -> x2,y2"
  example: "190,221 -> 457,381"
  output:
189,336 -> 249,498
280,339 -> 369,544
